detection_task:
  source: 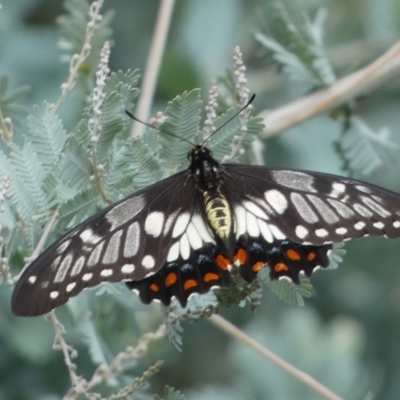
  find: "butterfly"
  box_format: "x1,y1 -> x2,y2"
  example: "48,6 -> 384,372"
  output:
11,96 -> 400,316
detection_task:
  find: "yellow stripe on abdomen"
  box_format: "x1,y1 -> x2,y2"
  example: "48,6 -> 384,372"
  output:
203,190 -> 231,239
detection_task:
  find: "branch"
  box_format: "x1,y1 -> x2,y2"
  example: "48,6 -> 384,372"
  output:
209,314 -> 343,400
130,0 -> 175,138
260,40 -> 400,138
84,324 -> 166,393
53,0 -> 105,113
49,311 -> 88,396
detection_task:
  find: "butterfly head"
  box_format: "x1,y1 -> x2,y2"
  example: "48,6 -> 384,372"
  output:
188,145 -> 220,190
188,144 -> 213,162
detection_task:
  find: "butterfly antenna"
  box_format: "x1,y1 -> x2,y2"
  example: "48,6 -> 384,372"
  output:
201,93 -> 256,146
125,111 -> 195,146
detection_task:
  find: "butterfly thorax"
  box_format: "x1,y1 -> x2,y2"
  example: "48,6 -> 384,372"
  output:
189,145 -> 233,250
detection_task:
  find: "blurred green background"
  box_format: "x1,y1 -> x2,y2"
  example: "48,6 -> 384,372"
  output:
1,0 -> 400,399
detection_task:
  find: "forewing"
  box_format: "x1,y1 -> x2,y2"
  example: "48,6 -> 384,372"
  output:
222,165 -> 400,245
12,170 -> 215,316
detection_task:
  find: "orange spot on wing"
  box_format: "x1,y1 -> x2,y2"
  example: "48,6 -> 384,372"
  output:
234,248 -> 247,265
307,252 -> 316,261
150,283 -> 159,292
252,261 -> 266,272
216,254 -> 231,270
165,272 -> 177,287
204,272 -> 219,283
274,262 -> 289,272
184,279 -> 198,290
286,248 -> 301,261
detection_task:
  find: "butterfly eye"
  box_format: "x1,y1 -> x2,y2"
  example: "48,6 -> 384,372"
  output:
187,150 -> 192,161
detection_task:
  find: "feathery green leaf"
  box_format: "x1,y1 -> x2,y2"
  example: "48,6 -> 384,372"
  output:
338,116 -> 399,175
159,90 -> 202,172
58,187 -> 100,228
27,103 -> 68,170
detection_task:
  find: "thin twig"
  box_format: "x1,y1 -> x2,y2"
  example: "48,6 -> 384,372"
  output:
260,40 -> 400,138
0,106 -> 12,147
53,0 -> 105,113
130,0 -> 175,138
20,209 -> 59,270
84,324 -> 166,392
49,311 -> 88,396
209,314 -> 343,400
89,41 -> 111,204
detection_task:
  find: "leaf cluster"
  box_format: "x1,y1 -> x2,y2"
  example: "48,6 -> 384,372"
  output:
255,4 -> 400,177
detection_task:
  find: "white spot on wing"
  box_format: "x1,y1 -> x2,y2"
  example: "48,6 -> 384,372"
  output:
124,222 -> 140,258
251,196 -> 273,214
172,213 -> 190,238
79,229 -> 93,242
144,211 -> 164,237
105,195 -> 146,230
142,255 -> 155,269
327,199 -> 355,218
393,221 -> 400,228
295,225 -> 308,239
354,221 -> 366,230
355,185 -> 372,194
269,224 -> 286,240
186,222 -> 202,250
51,255 -> 62,271
353,203 -> 373,217
102,230 -> 122,264
121,264 -> 135,274
79,229 -> 101,245
180,234 -> 190,260
82,273 -> 93,281
307,195 -> 339,224
290,193 -> 319,223
28,276 -> 37,284
330,182 -> 346,197
101,269 -> 113,277
54,253 -> 73,283
167,242 -> 180,262
66,282 -> 76,292
50,291 -> 59,299
70,256 -> 86,277
315,228 -> 329,237
163,210 -> 180,236
272,170 -> 316,192
87,242 -> 104,267
56,240 -> 71,254
335,227 -> 347,235
191,214 -> 214,243
264,189 -> 288,215
234,206 -> 246,238
243,201 -> 269,219
373,222 -> 384,229
258,220 -> 273,243
361,196 -> 391,217
246,212 -> 260,237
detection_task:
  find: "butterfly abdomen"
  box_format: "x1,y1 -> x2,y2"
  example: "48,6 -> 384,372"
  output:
203,189 -> 232,240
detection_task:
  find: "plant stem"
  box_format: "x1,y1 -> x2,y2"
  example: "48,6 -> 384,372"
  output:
259,40 -> 400,138
131,0 -> 175,138
209,314 -> 343,400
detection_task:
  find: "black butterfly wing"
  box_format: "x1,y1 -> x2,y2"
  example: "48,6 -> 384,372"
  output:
14,160 -> 400,316
217,164 -> 400,284
12,170 -> 229,316
221,165 -> 400,245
